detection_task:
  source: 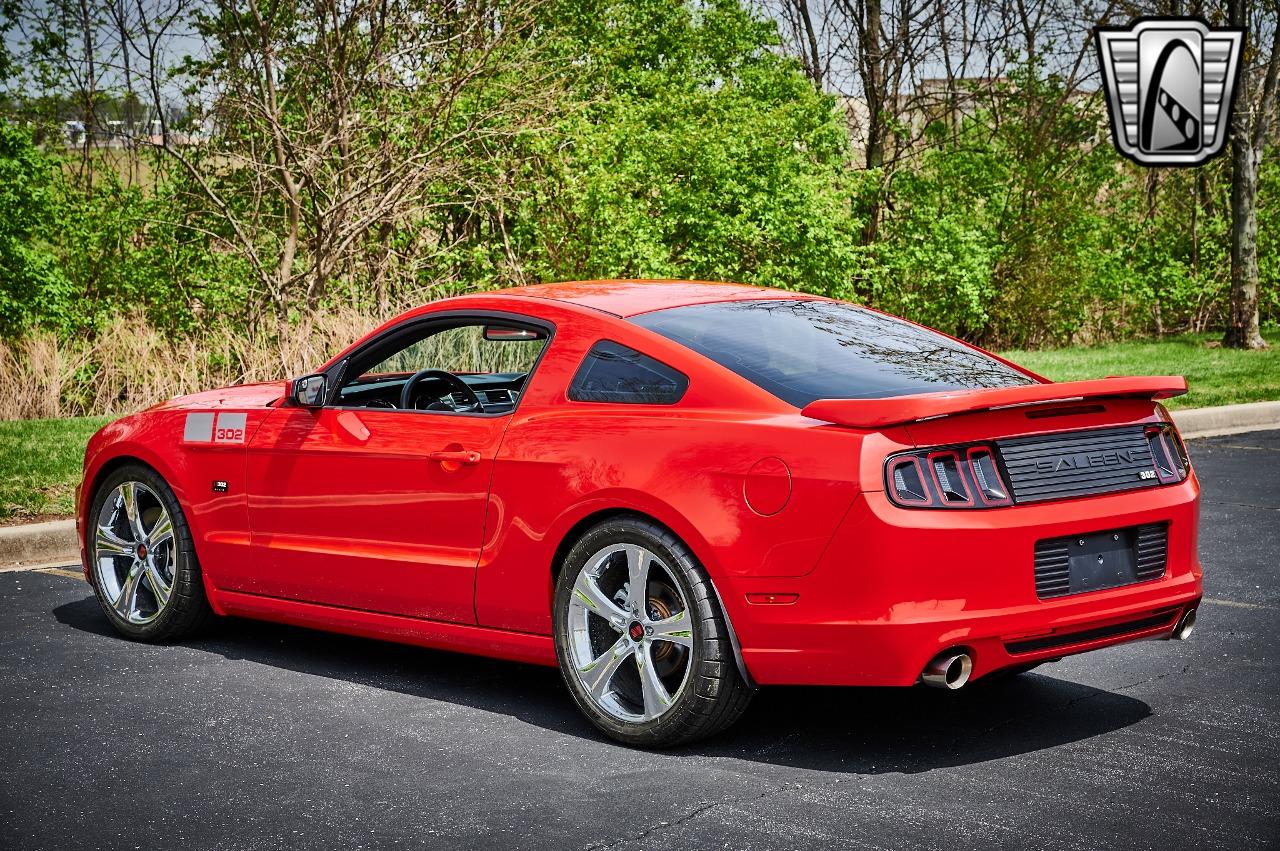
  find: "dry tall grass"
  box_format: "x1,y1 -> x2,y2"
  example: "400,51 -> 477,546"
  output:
0,306 -> 550,420
369,325 -> 544,376
0,308 -> 379,420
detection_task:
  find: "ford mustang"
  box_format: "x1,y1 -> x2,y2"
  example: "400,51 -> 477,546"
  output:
77,280 -> 1202,746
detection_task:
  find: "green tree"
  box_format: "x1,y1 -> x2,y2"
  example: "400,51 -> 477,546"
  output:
869,66 -> 1126,348
501,0 -> 867,297
0,121 -> 73,337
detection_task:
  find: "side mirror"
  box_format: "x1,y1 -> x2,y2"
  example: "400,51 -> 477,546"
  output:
292,373 -> 328,408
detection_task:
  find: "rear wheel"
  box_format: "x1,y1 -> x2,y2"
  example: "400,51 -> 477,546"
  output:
88,464 -> 215,641
553,517 -> 752,747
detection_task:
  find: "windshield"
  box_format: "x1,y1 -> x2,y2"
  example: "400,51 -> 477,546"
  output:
630,299 -> 1036,407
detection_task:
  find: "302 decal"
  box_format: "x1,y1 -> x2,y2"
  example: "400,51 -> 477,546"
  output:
183,411 -> 248,444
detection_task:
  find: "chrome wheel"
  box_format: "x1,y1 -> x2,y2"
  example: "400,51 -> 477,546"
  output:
566,543 -> 694,723
92,481 -> 176,625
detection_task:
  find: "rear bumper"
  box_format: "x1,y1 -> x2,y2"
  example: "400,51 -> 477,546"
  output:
739,580 -> 1200,687
725,476 -> 1203,687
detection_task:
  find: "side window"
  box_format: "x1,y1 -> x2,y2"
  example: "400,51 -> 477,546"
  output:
568,341 -> 688,405
359,324 -> 544,379
335,318 -> 549,413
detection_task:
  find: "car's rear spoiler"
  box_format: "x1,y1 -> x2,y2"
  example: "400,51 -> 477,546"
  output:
800,376 -> 1188,429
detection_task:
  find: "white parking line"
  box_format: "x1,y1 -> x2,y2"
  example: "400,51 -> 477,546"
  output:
1203,597 -> 1274,611
0,562 -> 82,578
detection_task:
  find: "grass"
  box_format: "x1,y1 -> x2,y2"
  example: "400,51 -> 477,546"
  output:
0,416 -> 113,523
1001,330 -> 1280,410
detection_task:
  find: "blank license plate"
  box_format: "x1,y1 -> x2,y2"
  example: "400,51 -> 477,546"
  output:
1062,528 -> 1140,594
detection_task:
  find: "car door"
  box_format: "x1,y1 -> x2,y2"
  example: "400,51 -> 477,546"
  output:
234,313 -> 549,624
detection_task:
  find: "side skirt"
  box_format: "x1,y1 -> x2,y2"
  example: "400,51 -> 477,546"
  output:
214,589 -> 558,668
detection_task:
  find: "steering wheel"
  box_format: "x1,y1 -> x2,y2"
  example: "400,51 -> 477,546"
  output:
399,369 -> 486,413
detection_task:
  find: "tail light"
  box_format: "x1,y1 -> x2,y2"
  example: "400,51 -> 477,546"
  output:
927,450 -> 972,504
1145,423 -> 1190,483
966,447 -> 1012,505
886,443 -> 1011,509
889,456 -> 930,504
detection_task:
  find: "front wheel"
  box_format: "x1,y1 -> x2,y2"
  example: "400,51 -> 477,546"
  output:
87,464 -> 215,641
552,517 -> 752,747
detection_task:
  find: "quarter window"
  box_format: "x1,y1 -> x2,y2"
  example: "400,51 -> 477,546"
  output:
568,341 -> 687,405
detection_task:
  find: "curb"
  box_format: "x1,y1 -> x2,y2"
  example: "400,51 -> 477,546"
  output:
0,402 -> 1276,566
1171,400 -> 1280,440
0,519 -> 78,569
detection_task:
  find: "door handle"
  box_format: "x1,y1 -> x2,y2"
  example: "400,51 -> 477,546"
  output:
429,449 -> 482,465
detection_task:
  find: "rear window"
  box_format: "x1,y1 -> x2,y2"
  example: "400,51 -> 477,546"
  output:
630,300 -> 1034,408
568,340 -> 688,404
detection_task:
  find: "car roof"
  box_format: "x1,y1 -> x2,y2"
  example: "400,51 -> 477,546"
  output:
494,279 -> 829,318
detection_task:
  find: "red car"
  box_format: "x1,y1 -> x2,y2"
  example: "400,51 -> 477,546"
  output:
78,281 -> 1202,746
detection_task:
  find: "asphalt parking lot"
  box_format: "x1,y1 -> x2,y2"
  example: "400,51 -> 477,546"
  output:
2,430 -> 1278,851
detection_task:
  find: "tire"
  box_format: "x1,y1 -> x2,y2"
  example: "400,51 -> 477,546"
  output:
552,516 -> 753,747
86,463 -> 216,642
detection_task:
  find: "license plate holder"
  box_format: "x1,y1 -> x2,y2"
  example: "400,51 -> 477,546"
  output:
1063,528 -> 1139,594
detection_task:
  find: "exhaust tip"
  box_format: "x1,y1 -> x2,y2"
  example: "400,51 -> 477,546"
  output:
1174,608 -> 1197,640
922,651 -> 973,690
